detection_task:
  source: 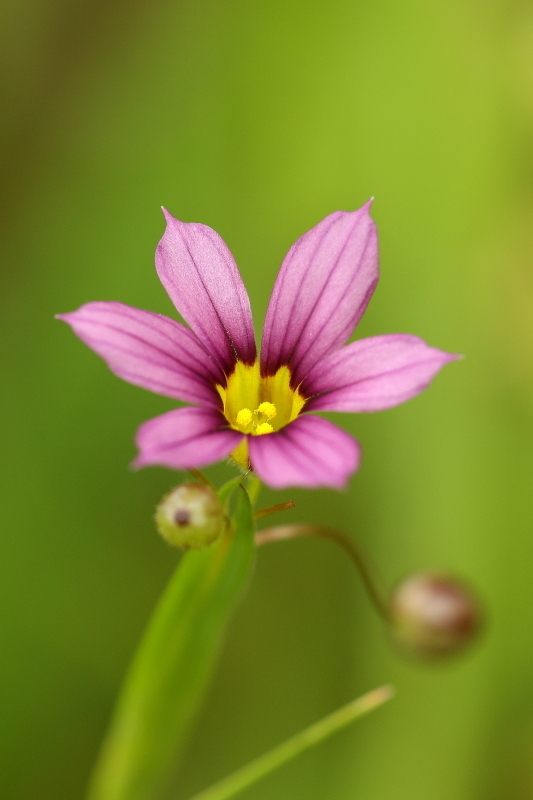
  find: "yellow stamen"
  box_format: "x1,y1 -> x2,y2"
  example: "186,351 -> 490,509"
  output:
236,408 -> 253,427
257,401 -> 277,419
217,362 -> 306,466
256,422 -> 274,435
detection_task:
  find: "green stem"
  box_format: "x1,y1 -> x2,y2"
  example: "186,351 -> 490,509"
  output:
184,686 -> 393,800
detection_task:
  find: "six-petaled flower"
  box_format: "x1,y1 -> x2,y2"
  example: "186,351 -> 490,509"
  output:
58,202 -> 457,489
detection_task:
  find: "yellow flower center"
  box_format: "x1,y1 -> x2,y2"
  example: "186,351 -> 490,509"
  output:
216,361 -> 306,468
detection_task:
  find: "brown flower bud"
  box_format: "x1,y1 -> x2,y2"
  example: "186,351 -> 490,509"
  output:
155,483 -> 225,549
390,572 -> 482,661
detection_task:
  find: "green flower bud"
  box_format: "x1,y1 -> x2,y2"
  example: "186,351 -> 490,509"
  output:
155,483 -> 225,550
390,572 -> 482,661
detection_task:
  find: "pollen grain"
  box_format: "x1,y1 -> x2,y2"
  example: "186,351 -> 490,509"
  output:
236,408 -> 253,427
256,422 -> 274,435
257,401 -> 277,419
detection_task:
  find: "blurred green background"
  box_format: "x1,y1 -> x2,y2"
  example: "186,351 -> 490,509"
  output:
2,0 -> 533,798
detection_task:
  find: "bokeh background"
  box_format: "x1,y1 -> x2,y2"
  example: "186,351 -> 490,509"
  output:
2,0 -> 533,798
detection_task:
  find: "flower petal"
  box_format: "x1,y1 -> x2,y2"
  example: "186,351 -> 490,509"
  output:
261,202 -> 378,386
156,210 -> 257,373
302,334 -> 459,412
57,302 -> 224,407
248,415 -> 361,489
134,406 -> 244,469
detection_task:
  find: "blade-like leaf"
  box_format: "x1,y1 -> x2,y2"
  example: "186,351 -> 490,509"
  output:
184,685 -> 394,800
86,482 -> 255,800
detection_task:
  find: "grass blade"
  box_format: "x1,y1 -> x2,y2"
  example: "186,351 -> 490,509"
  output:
185,685 -> 394,800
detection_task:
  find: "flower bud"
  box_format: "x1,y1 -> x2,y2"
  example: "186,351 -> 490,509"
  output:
389,572 -> 482,661
155,483 -> 225,549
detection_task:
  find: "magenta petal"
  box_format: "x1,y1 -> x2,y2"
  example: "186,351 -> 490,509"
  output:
156,210 -> 257,373
248,415 -> 361,489
57,302 -> 224,407
302,334 -> 459,412
134,406 -> 244,470
261,202 -> 378,386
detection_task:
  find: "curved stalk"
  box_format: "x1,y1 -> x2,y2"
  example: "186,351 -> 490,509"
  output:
255,524 -> 390,621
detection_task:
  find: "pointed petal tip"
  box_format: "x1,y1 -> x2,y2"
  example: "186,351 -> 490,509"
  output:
56,301 -> 225,405
337,199 -> 375,220
161,206 -> 175,226
303,336 -> 460,414
55,310 -> 78,325
437,350 -> 463,365
156,213 -> 256,370
261,203 -> 379,382
344,198 -> 374,218
360,199 -> 376,226
159,210 -> 207,239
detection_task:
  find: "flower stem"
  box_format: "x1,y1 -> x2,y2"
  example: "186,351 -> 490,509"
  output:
255,524 -> 390,621
187,469 -> 216,490
254,500 -> 295,520
183,686 -> 394,800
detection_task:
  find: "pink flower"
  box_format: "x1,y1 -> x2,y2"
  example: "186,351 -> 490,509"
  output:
58,203 -> 457,489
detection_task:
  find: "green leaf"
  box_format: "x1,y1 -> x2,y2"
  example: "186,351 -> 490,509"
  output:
184,685 -> 394,800
86,482 -> 255,800
218,474 -> 248,507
